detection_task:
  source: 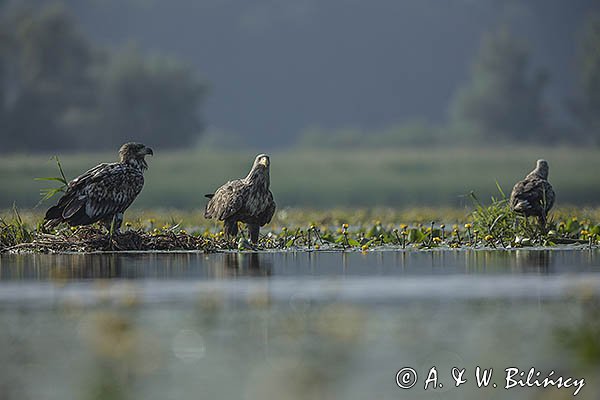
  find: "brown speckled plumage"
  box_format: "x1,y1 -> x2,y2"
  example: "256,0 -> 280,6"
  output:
510,159 -> 555,226
205,154 -> 276,243
44,143 -> 153,232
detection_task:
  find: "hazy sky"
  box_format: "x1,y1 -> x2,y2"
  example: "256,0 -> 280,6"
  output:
33,0 -> 600,146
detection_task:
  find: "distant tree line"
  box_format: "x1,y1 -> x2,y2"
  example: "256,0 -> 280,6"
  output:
570,13 -> 600,145
449,28 -> 549,143
0,4 -> 208,152
299,16 -> 600,148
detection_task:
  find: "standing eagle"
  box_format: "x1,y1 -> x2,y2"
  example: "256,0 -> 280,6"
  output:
44,143 -> 153,232
510,159 -> 555,227
204,154 -> 276,243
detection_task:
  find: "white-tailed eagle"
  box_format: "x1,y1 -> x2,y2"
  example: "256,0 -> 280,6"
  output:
204,154 -> 276,243
510,159 -> 555,227
44,142 -> 153,232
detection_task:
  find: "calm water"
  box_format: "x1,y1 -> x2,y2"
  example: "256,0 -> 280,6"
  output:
1,250 -> 599,400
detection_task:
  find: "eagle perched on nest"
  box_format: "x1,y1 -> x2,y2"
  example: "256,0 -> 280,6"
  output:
44,143 -> 153,232
510,159 -> 555,227
204,154 -> 276,243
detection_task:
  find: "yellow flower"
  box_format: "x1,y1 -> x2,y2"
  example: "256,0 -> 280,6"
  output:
432,237 -> 442,244
314,244 -> 321,250
361,244 -> 369,251
400,224 -> 408,230
464,223 -> 472,229
440,224 -> 445,229
484,235 -> 494,241
342,223 -> 349,229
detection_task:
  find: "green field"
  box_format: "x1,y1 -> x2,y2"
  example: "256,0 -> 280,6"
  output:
0,146 -> 598,210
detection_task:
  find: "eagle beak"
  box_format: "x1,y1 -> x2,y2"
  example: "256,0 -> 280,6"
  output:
259,157 -> 269,167
145,147 -> 154,156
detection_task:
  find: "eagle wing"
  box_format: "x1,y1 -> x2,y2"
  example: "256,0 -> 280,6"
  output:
45,163 -> 144,226
257,191 -> 276,226
510,177 -> 555,215
204,179 -> 248,221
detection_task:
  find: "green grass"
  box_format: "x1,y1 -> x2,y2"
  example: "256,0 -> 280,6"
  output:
1,205 -> 598,252
0,145 -> 599,210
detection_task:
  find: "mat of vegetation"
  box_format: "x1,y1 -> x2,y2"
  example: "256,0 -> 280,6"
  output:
1,202 -> 598,253
1,146 -> 599,209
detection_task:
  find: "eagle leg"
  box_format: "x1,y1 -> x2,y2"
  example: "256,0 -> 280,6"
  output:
224,219 -> 239,239
101,214 -> 123,235
538,212 -> 547,235
248,224 -> 260,244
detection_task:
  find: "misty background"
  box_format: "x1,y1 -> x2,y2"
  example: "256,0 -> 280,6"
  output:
1,0 -> 599,209
1,0 -> 600,151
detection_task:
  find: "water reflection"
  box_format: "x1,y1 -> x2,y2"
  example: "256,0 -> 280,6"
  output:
216,253 -> 272,278
0,250 -> 599,399
0,252 -> 276,281
514,250 -> 551,272
0,249 -> 597,281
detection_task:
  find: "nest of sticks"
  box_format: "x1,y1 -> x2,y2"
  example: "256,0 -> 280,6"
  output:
2,227 -> 222,253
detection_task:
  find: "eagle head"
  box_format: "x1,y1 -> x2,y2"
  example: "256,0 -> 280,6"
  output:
119,142 -> 153,170
535,159 -> 549,180
254,154 -> 270,168
246,153 -> 271,186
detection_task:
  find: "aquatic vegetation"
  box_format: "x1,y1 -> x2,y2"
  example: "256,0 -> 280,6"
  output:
2,163 -> 599,252
34,156 -> 68,205
0,205 -> 598,253
0,207 -> 33,249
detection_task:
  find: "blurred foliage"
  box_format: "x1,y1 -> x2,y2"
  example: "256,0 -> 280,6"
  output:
571,12 -> 600,145
449,28 -> 549,142
1,146 -> 599,209
0,4 -> 207,152
297,120 -> 443,148
297,26 -> 595,148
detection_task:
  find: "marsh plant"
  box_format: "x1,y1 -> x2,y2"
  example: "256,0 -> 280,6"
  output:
0,161 -> 598,252
0,206 -> 598,252
35,156 -> 68,205
0,206 -> 33,248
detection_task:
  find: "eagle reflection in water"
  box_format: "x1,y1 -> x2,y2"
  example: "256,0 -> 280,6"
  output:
221,253 -> 272,277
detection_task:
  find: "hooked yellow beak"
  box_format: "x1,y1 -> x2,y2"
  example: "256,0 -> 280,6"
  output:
258,157 -> 269,167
